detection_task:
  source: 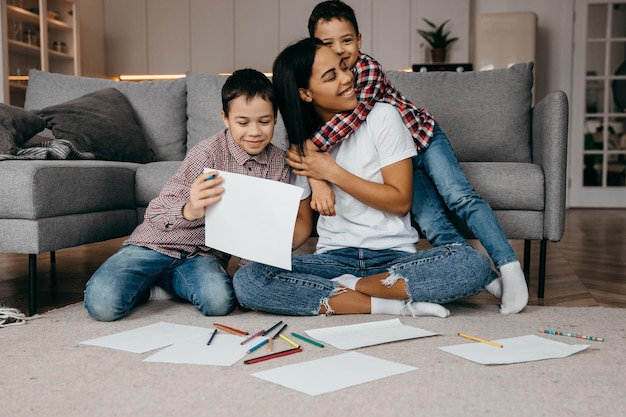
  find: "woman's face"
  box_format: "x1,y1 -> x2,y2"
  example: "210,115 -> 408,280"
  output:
298,46 -> 357,122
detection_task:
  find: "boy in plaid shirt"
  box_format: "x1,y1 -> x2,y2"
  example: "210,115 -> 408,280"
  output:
297,0 -> 527,314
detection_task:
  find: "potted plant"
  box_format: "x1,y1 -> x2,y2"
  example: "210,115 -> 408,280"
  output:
417,18 -> 458,63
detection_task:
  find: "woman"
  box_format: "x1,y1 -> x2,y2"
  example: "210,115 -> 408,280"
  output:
233,38 -> 497,318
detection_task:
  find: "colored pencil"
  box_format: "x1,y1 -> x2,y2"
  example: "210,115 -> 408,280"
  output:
206,328 -> 217,345
538,329 -> 604,342
243,348 -> 302,365
291,332 -> 324,348
247,338 -> 269,353
458,333 -> 503,348
279,334 -> 300,349
272,323 -> 288,339
213,323 -> 248,336
241,329 -> 265,345
262,320 -> 283,336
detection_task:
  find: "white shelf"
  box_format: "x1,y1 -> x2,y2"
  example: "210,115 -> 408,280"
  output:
2,0 -> 80,105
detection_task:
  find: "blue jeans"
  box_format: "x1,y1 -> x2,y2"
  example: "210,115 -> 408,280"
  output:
233,244 -> 496,316
412,124 -> 518,270
84,245 -> 236,321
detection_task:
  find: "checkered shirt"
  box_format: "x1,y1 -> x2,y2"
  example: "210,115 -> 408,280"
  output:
309,52 -> 435,152
124,129 -> 292,266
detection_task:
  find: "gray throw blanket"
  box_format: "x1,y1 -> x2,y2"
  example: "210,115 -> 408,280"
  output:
0,139 -> 95,160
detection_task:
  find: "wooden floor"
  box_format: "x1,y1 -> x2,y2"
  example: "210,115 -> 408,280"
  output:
1,208 -> 625,314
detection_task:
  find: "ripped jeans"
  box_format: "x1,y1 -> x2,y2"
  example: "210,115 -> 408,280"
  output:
233,244 -> 496,316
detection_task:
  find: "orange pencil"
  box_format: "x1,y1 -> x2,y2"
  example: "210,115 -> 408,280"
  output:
213,323 -> 248,336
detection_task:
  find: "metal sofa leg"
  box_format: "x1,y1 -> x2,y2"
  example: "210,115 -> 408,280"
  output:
523,240 -> 531,284
538,240 -> 547,299
29,254 -> 37,316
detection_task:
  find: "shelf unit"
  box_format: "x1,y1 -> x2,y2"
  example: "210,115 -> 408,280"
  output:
1,0 -> 79,106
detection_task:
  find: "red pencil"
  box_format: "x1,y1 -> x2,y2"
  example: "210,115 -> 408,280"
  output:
243,348 -> 303,364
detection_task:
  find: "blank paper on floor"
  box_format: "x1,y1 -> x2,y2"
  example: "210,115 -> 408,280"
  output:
439,334 -> 590,365
143,333 -> 251,366
251,352 -> 417,396
80,322 -> 208,354
305,318 -> 438,350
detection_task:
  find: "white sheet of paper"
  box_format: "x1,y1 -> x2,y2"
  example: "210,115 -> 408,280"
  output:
80,322 -> 208,354
252,352 -> 417,396
305,318 -> 438,350
143,333 -> 252,366
439,334 -> 590,365
204,169 -> 303,270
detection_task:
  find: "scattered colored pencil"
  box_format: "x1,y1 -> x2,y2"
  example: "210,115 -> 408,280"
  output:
247,338 -> 269,354
241,329 -> 265,345
272,323 -> 288,339
458,333 -> 503,348
538,329 -> 604,342
279,334 -> 300,349
291,332 -> 324,348
213,323 -> 248,336
243,348 -> 302,365
206,328 -> 217,346
262,320 -> 283,336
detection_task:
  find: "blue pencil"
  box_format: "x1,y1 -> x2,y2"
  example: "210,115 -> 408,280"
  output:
247,338 -> 269,353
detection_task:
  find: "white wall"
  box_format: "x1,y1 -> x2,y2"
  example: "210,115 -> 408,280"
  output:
89,0 -> 572,102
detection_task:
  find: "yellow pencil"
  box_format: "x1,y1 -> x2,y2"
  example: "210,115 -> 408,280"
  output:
279,334 -> 301,349
458,333 -> 503,348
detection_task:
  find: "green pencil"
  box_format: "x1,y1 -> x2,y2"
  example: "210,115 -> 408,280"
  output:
291,332 -> 324,348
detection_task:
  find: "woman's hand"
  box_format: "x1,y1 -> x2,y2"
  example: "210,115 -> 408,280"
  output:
182,171 -> 225,221
287,140 -> 338,182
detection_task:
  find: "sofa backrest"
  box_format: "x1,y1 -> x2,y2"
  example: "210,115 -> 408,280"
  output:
386,62 -> 533,163
24,70 -> 187,161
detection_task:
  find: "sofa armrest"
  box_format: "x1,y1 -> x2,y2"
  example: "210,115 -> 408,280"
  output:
532,90 -> 569,242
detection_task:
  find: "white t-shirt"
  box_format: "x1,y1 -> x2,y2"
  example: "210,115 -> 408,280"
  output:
316,103 -> 419,254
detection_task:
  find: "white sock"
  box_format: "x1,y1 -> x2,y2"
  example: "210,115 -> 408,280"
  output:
499,261 -> 528,314
370,297 -> 450,318
331,274 -> 361,291
485,278 -> 503,299
148,285 -> 174,301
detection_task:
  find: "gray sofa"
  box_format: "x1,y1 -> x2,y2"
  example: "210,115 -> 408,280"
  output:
0,63 -> 568,315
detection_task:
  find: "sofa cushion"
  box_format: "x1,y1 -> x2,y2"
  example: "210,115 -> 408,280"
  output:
386,63 -> 533,163
185,72 -> 289,151
0,103 -> 46,154
0,160 -> 138,219
34,88 -> 155,163
24,70 -> 187,161
135,161 -> 182,208
460,162 -> 544,210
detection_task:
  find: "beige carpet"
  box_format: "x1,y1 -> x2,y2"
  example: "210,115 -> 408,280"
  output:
2,300 -> 625,417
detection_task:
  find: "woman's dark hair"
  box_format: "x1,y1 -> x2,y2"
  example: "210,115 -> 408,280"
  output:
272,37 -> 325,153
307,0 -> 359,38
221,68 -> 277,118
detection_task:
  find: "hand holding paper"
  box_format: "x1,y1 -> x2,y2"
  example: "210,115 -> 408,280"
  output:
204,169 -> 303,270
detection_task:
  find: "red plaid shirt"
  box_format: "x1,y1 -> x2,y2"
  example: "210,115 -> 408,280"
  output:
125,129 -> 292,266
309,52 -> 435,152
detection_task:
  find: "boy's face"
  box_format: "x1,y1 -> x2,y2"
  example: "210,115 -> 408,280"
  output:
221,96 -> 275,155
313,18 -> 361,70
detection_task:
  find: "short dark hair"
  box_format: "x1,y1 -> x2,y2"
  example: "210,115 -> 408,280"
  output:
221,68 -> 277,117
307,0 -> 359,37
272,38 -> 325,153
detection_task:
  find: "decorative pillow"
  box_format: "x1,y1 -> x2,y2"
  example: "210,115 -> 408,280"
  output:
34,88 -> 156,163
0,103 -> 46,155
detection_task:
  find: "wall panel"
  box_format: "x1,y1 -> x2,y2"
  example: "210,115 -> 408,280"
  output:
190,0 -> 234,73
147,0 -> 190,73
